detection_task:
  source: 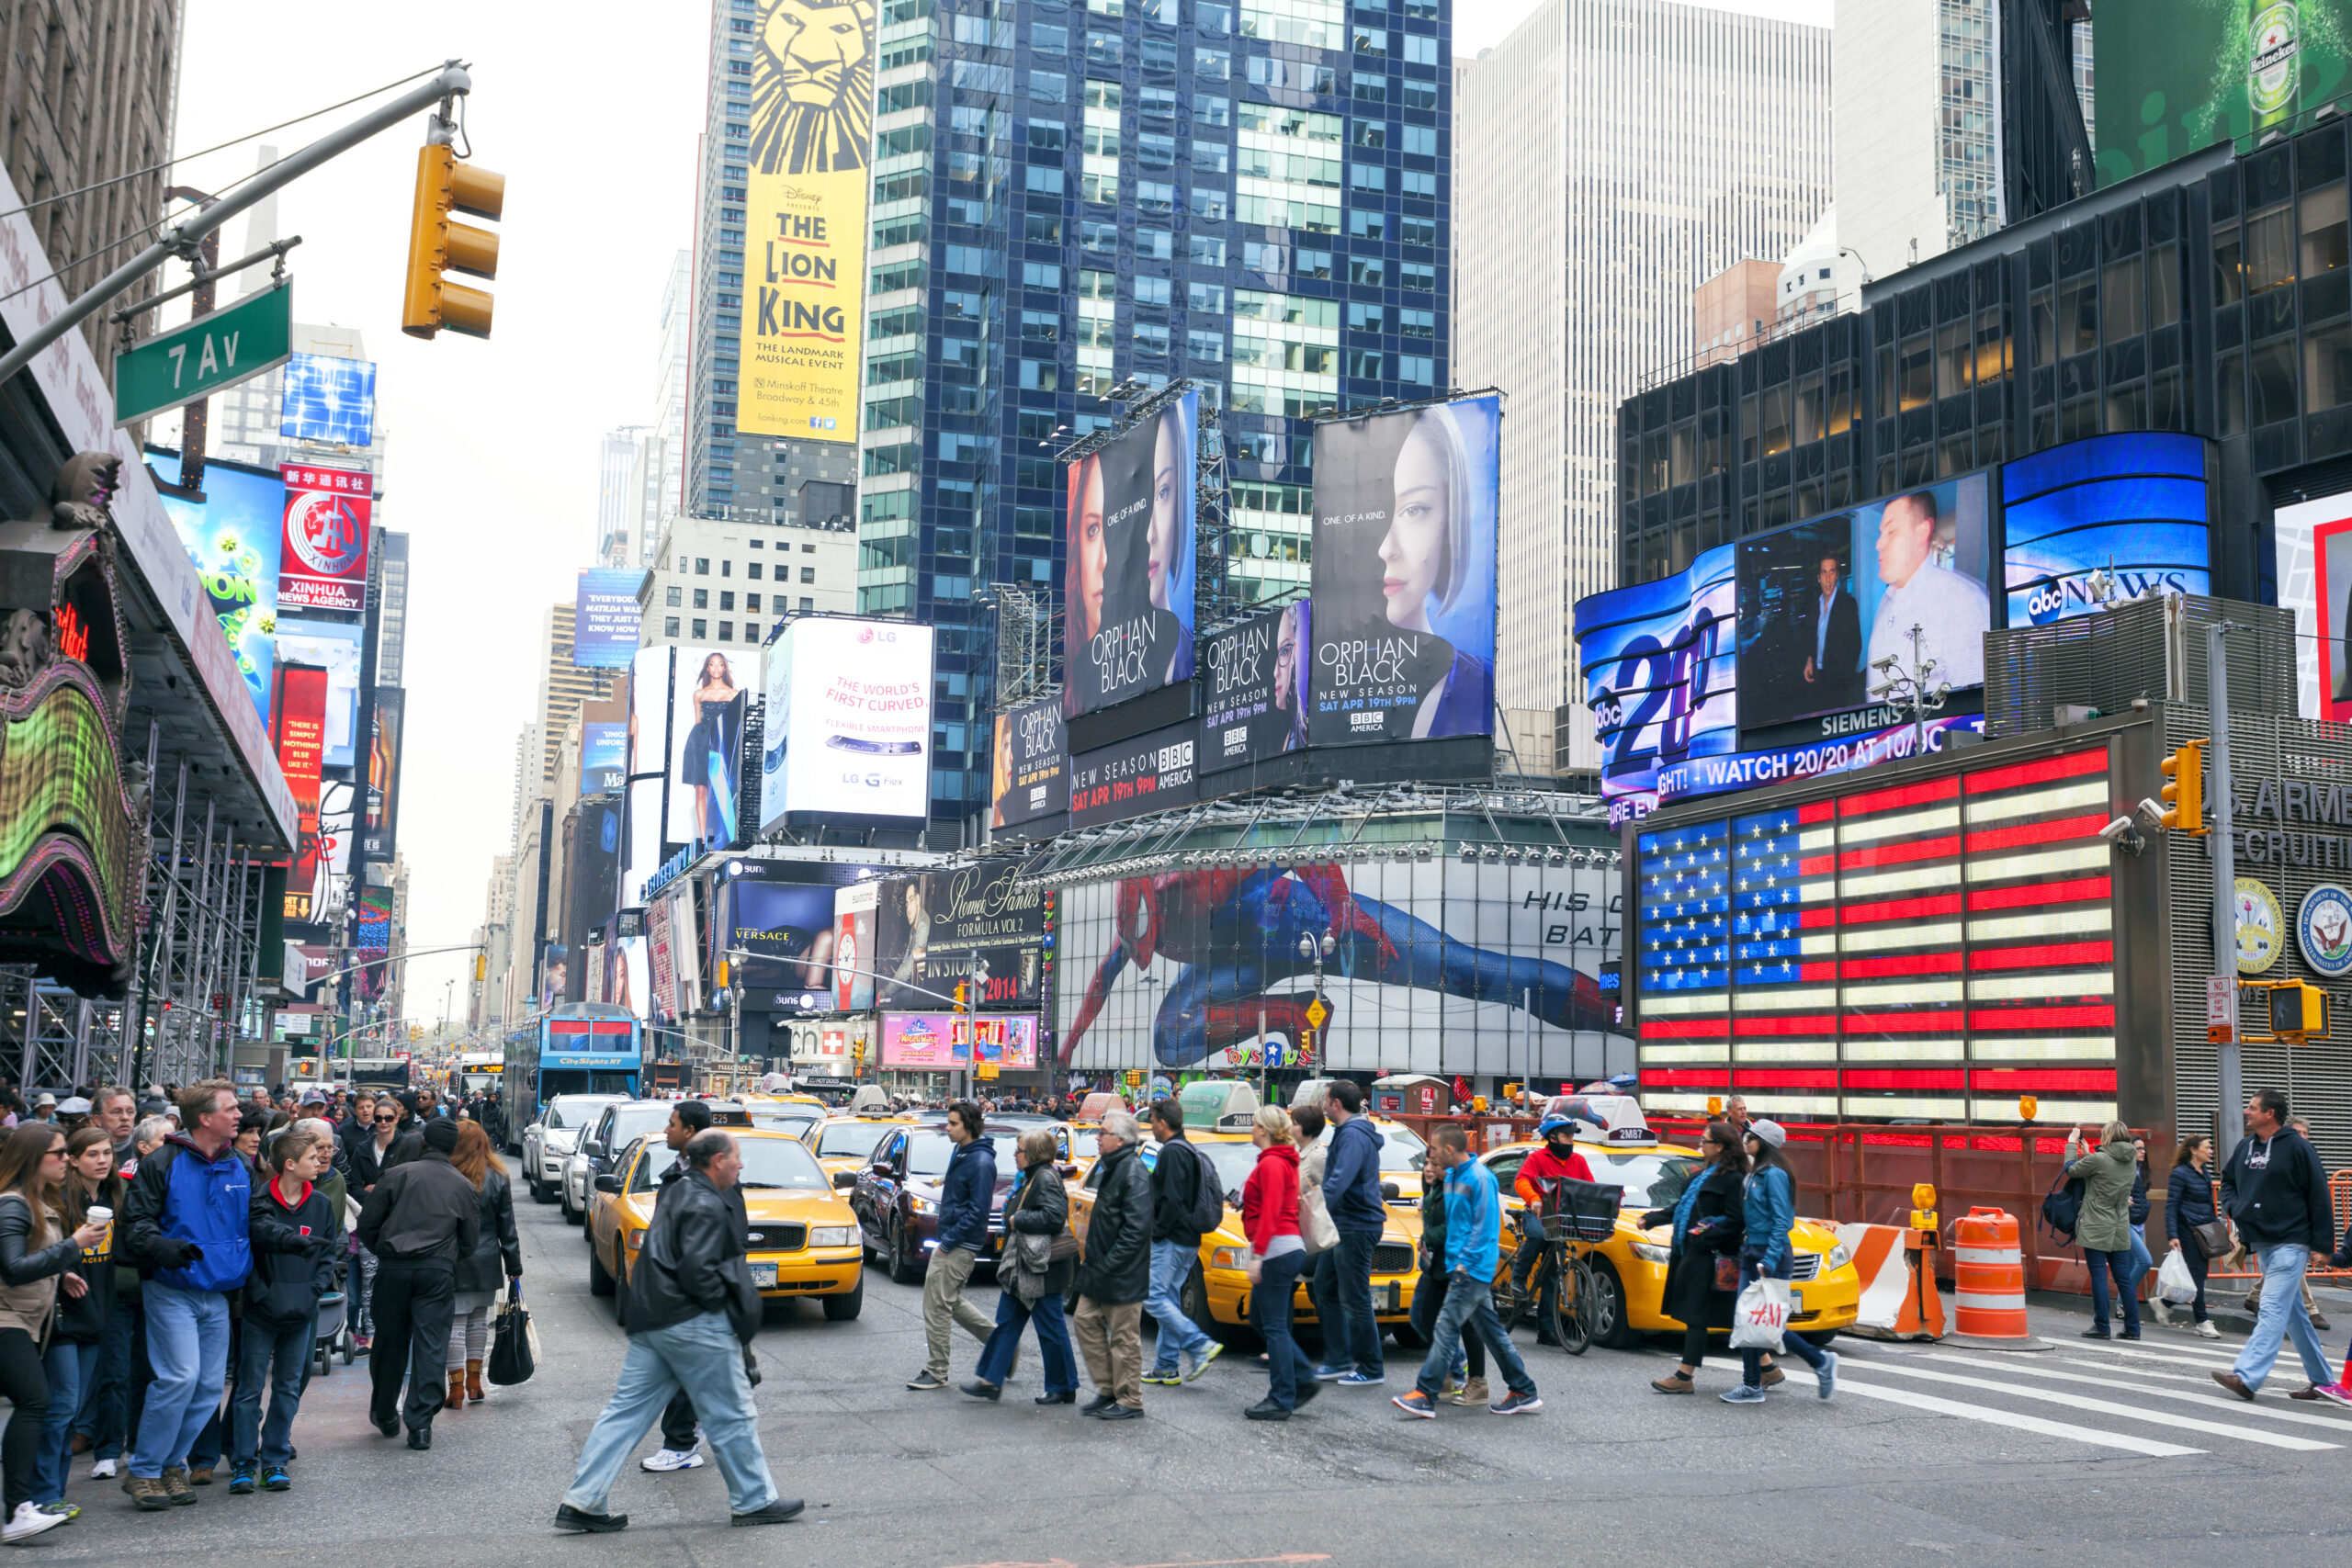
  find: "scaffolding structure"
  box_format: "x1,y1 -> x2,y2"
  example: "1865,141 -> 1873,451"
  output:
0,718 -> 273,1092
979,581 -> 1057,712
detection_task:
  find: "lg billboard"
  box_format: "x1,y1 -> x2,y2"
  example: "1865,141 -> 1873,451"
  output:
758,616 -> 934,828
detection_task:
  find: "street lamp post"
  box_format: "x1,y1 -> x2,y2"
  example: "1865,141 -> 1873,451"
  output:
1296,932 -> 1334,1069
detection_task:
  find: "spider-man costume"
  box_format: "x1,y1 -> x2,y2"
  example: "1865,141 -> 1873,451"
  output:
1060,865 -> 1616,1067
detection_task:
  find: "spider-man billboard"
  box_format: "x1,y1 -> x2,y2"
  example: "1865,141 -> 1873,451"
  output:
1054,858 -> 1629,1077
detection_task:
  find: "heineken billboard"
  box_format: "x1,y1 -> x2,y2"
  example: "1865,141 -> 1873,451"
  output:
2095,1 -> 2352,186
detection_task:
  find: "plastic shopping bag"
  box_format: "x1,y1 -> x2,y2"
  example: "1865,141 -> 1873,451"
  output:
1728,1276 -> 1792,1350
2156,1247 -> 2199,1307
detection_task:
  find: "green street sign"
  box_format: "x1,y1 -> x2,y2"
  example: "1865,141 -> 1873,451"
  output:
112,283 -> 293,427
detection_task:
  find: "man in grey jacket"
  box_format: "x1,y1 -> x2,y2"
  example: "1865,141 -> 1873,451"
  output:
554,1131 -> 800,1533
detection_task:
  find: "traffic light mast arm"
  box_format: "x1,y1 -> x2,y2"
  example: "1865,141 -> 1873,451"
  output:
0,62 -> 473,393
715,948 -> 968,1010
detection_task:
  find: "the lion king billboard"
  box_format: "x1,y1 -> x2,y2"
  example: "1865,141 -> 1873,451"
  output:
738,0 -> 876,444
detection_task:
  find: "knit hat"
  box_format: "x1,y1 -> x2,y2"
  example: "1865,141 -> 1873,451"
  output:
1747,1118 -> 1787,1149
422,1118 -> 461,1154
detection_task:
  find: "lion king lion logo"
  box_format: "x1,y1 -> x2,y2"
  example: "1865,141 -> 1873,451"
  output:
751,0 -> 876,176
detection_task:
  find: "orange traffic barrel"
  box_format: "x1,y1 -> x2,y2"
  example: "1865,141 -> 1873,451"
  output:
1944,1207 -> 2050,1351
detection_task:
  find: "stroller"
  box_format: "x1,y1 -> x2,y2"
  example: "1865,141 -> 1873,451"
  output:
311,1252 -> 358,1376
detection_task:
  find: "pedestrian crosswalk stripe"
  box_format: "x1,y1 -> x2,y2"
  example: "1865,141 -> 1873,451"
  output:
1928,1351 -> 2352,1432
1845,1360 -> 2336,1450
1836,1376 -> 2203,1456
2065,1340 -> 2253,1371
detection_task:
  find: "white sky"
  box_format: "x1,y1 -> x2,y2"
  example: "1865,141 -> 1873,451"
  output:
160,0 -> 1835,1042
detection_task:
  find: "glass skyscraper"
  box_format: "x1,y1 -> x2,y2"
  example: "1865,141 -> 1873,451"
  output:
854,0 -> 1453,832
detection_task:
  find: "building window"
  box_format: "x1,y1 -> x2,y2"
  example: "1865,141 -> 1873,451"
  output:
692,618 -> 707,638
693,588 -> 709,609
664,616 -> 680,637
800,597 -> 815,612
665,586 -> 682,606
720,592 -> 736,611
746,593 -> 762,613
747,562 -> 763,580
695,558 -> 709,574
801,566 -> 817,584
720,559 -> 732,577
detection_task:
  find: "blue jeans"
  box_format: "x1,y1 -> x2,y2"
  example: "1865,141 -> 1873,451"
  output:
1737,1258 -> 1827,1387
34,1339 -> 97,1503
132,1282 -> 229,1479
562,1312 -> 777,1517
1146,1238 -> 1213,1371
2085,1247 -> 2141,1333
1306,1250 -> 1340,1366
974,1289 -> 1078,1394
1252,1251 -> 1316,1408
1329,1228 -> 1384,1377
2234,1241 -> 2333,1393
1413,1271 -> 1533,1402
231,1315 -> 314,1468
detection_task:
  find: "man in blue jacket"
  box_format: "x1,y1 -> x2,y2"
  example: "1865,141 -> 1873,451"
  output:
1392,1126 -> 1540,1418
120,1080 -> 252,1511
908,1102 -> 1002,1392
1318,1082 -> 1386,1384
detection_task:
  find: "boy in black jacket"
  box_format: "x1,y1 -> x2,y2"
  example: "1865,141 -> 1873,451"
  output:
231,1126 -> 338,1493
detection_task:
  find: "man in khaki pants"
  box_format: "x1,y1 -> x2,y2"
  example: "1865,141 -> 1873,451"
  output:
907,1102 -> 1009,1390
1072,1111 -> 1154,1418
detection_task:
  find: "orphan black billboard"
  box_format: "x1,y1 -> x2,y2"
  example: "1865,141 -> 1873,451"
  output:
989,692 -> 1069,829
1306,396 -> 1498,747
1201,603 -> 1309,773
1063,389 -> 1198,716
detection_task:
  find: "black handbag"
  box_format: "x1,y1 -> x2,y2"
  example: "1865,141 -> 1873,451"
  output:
487,1292 -> 536,1386
2192,1179 -> 2232,1257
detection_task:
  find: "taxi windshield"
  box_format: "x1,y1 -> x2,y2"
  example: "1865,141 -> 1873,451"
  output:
1189,1141 -> 1261,1200
814,1122 -> 897,1159
636,1138 -> 830,1192
1580,1149 -> 1703,1210
1376,1122 -> 1427,1173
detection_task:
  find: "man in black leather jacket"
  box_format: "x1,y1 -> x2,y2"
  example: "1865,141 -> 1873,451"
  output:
554,1131 -> 800,1535
355,1118 -> 479,1449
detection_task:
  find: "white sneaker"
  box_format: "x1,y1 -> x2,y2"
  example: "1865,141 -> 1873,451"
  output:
88,1459 -> 117,1480
639,1448 -> 704,1472
2193,1320 -> 2222,1339
3,1501 -> 63,1542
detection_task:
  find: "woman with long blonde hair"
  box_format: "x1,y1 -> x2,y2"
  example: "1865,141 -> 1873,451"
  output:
446,1120 -> 520,1407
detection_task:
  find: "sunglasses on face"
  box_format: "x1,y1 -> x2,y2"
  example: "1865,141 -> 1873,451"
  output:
376,1114 -> 398,1123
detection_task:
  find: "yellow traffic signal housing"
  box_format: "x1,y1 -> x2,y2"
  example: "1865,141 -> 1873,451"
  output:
2159,739 -> 2206,834
473,952 -> 487,983
401,143 -> 503,339
952,982 -> 968,1013
2267,980 -> 2329,1038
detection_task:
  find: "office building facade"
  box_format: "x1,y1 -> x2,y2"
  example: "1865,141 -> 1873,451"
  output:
854,0 -> 1455,829
1453,0 -> 1830,769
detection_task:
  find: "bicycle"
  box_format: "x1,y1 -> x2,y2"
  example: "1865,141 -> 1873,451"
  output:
1498,1178 -> 1619,1355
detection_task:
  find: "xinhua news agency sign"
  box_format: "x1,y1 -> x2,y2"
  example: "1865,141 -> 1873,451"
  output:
112,285 -> 293,427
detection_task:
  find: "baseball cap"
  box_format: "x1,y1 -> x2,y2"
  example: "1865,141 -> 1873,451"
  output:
55,1097 -> 90,1115
1747,1118 -> 1787,1149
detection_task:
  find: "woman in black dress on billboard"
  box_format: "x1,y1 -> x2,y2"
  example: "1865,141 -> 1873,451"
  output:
680,651 -> 741,841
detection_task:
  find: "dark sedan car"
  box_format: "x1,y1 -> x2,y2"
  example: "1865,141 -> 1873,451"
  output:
851,1122 -> 1069,1285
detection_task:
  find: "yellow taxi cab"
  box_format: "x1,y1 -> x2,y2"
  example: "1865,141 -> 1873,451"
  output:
1480,1122 -> 1860,1348
799,1112 -> 916,1184
1066,1128 -> 1424,1341
587,1127 -> 865,1321
740,1094 -> 828,1141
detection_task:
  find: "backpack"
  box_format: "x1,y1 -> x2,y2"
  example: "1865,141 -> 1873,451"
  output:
1180,1144 -> 1226,1235
2040,1168 -> 2085,1242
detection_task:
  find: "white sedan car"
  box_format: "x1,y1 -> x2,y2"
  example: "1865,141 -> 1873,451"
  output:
523,1093 -> 623,1203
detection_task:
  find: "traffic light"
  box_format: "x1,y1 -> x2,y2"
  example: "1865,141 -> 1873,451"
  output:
2267,979 -> 2329,1038
953,982 -> 967,1014
401,141 -> 503,339
473,952 -> 486,983
409,1025 -> 423,1043
2159,739 -> 2206,834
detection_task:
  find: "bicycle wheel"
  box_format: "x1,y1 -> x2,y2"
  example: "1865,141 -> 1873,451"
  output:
1553,1252 -> 1592,1355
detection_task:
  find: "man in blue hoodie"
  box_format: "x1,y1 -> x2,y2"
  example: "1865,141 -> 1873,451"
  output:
120,1080 -> 252,1511
907,1102 -> 1001,1392
1318,1082 -> 1386,1385
1393,1126 -> 1540,1418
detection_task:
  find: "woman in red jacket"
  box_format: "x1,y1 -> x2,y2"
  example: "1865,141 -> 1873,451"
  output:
1240,1105 -> 1318,1422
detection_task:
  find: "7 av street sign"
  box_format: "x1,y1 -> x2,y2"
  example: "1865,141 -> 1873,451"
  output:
112,283 -> 293,426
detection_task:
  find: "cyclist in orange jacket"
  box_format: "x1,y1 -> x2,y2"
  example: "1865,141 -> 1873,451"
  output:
1509,1116 -> 1596,1345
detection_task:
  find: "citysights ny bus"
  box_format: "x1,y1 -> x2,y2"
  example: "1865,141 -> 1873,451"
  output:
502,1004 -> 642,1139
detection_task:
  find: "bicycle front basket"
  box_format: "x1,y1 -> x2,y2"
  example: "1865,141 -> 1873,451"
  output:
1553,1177 -> 1622,1244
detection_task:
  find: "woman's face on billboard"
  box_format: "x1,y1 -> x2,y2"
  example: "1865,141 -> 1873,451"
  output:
1074,457 -> 1107,637
1272,606 -> 1298,708
1148,415 -> 1182,612
1379,419 -> 1451,633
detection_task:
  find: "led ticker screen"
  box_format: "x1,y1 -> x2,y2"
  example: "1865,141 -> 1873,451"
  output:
2001,433 -> 2211,626
1634,748 -> 2118,1125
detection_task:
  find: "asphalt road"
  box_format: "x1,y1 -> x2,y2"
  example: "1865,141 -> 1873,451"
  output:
22,1194 -> 2352,1568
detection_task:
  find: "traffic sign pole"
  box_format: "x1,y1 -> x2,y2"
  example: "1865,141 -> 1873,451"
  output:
2209,623 -> 2244,1158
